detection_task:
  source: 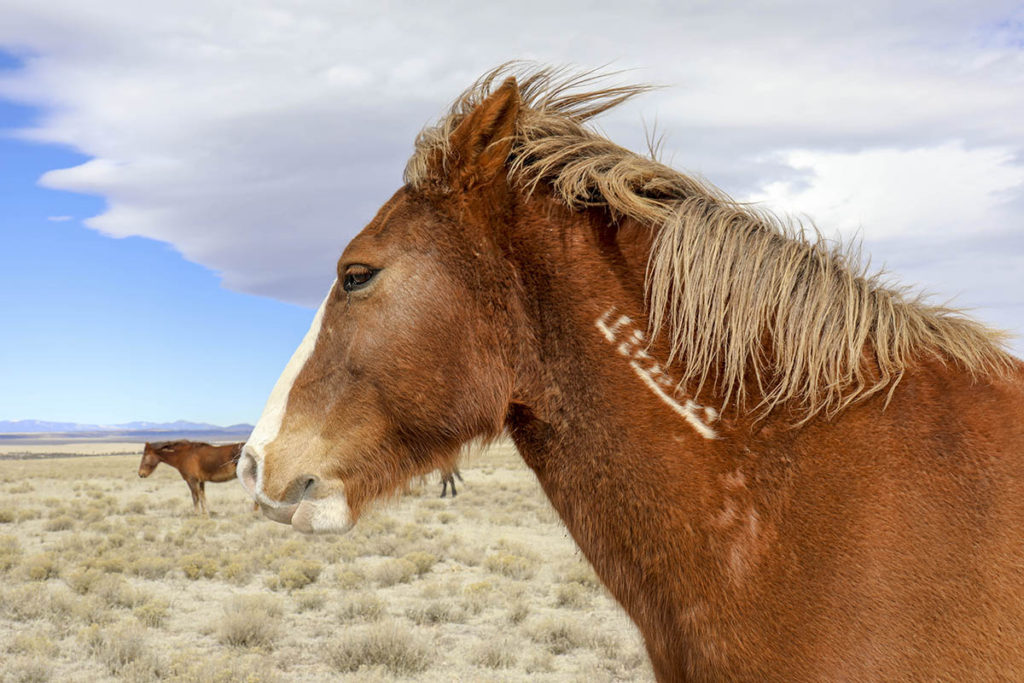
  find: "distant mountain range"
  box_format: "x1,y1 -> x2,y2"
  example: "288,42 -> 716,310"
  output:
0,419 -> 254,434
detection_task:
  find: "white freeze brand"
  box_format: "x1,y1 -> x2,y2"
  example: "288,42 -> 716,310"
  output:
596,307 -> 718,439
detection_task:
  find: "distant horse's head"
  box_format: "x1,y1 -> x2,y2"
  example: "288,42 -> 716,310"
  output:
139,441 -> 186,477
238,78 -> 528,532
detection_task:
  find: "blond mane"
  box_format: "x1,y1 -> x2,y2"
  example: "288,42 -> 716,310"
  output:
406,65 -> 1014,419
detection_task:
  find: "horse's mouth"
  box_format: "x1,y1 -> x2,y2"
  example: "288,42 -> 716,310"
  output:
257,494 -> 353,534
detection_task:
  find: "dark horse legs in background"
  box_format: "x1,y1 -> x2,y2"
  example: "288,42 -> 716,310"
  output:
440,468 -> 463,498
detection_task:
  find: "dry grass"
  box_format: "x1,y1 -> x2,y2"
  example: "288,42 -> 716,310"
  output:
324,622 -> 430,675
217,594 -> 283,649
0,441 -> 651,681
472,637 -> 519,669
338,592 -> 386,623
265,558 -> 322,591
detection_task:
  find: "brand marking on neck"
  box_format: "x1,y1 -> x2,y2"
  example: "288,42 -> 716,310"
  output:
597,307 -> 718,439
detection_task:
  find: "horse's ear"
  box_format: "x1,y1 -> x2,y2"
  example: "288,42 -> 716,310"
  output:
446,77 -> 520,188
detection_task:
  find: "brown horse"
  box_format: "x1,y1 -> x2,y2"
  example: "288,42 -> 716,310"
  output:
238,66 -> 1024,680
139,440 -> 243,514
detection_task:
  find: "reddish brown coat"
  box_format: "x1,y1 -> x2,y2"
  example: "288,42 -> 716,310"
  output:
240,74 -> 1024,680
139,440 -> 243,514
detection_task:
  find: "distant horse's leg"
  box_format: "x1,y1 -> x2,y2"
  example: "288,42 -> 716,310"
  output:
454,468 -> 463,483
186,479 -> 200,514
440,474 -> 450,498
199,481 -> 208,516
450,474 -> 457,497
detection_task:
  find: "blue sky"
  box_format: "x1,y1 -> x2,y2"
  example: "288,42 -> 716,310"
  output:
0,51 -> 311,425
1,2 -> 1021,425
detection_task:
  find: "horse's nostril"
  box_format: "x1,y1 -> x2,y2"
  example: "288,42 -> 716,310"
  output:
301,476 -> 316,498
237,448 -> 259,495
281,474 -> 318,505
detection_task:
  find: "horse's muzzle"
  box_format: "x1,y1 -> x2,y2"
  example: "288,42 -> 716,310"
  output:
237,445 -> 353,534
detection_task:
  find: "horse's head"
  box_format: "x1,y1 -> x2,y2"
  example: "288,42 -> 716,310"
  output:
239,79 -> 527,533
138,441 -> 178,477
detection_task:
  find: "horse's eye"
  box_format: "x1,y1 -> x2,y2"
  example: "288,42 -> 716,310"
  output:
342,265 -> 379,292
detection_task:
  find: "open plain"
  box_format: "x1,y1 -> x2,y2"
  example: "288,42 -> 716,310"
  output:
0,439 -> 651,682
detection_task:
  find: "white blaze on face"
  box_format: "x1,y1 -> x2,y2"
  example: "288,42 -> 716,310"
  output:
246,281 -> 336,462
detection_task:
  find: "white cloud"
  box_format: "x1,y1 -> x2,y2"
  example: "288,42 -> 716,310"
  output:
748,143 -> 1024,240
46,215 -> 72,221
0,0 -> 1022,349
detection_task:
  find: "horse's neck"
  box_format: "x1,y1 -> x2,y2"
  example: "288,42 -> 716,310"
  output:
505,205 -> 751,670
160,450 -> 186,469
506,327 -> 737,672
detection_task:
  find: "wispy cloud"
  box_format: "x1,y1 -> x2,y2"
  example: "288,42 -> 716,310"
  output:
1,0 -> 1021,348
46,215 -> 72,221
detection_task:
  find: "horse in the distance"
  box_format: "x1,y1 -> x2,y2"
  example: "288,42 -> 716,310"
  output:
237,66 -> 1024,681
139,440 -> 243,515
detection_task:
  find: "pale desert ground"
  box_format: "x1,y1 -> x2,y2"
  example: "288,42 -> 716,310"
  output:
0,438 -> 653,682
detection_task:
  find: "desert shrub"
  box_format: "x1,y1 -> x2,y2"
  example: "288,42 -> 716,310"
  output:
448,544 -> 481,567
529,617 -> 593,655
0,507 -> 15,523
437,511 -> 457,525
180,553 -> 218,580
338,593 -> 385,622
324,622 -> 430,675
0,533 -> 22,572
590,631 -> 623,660
44,515 -> 76,531
80,621 -> 159,677
293,589 -> 327,612
372,558 -> 416,587
401,551 -> 438,576
7,629 -> 60,657
94,575 -> 149,609
461,580 -> 495,615
554,581 -> 591,608
484,552 -> 536,580
8,482 -> 34,493
328,537 -> 362,563
16,508 -> 41,522
0,585 -> 50,621
524,651 -> 557,674
266,558 -> 322,591
258,538 -> 306,570
165,650 -> 282,683
406,601 -> 461,625
471,638 -> 518,669
507,600 -> 530,625
134,598 -> 170,627
1,656 -> 53,682
60,595 -> 111,629
217,595 -> 283,649
87,554 -> 127,574
23,552 -> 60,581
128,555 -> 173,579
220,559 -> 254,585
122,498 -> 147,514
65,566 -> 104,594
334,568 -> 365,589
